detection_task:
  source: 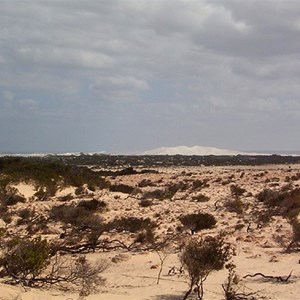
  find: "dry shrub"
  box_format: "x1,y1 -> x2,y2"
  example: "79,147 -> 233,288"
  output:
77,199 -> 107,212
109,216 -> 157,233
181,235 -> 231,299
192,194 -> 210,202
179,213 -> 216,232
109,184 -> 135,194
224,198 -> 245,214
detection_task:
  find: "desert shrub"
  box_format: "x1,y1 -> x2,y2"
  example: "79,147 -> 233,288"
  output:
138,179 -> 154,188
139,199 -> 153,207
224,198 -> 244,214
256,188 -> 284,206
142,186 -> 179,200
192,179 -> 209,190
168,182 -> 189,193
0,186 -> 26,206
181,235 -> 231,299
286,219 -> 300,252
58,193 -> 74,202
291,173 -> 300,181
253,209 -> 273,228
0,236 -> 50,283
222,263 -> 257,300
109,184 -> 135,194
17,208 -> 34,224
257,187 -> 300,217
192,194 -> 210,202
179,213 -> 216,232
70,256 -> 108,297
77,199 -> 107,212
50,204 -> 103,230
0,206 -> 12,224
230,185 -> 246,198
134,228 -> 155,244
87,184 -> 96,192
141,189 -> 166,200
109,217 -> 157,233
75,185 -> 87,196
0,236 -> 108,292
0,157 -> 109,192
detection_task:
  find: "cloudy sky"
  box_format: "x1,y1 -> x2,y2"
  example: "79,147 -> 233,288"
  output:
1,0 -> 300,154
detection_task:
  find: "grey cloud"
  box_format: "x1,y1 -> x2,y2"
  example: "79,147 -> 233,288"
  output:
0,0 -> 300,152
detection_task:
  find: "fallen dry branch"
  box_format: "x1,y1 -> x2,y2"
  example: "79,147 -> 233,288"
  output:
243,271 -> 292,283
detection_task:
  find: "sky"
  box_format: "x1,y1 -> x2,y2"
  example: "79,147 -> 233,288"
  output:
1,0 -> 300,154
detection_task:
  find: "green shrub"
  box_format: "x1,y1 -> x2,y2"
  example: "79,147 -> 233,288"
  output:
179,213 -> 216,232
0,236 -> 49,282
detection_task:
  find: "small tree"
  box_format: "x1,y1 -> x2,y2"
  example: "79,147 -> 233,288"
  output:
180,235 -> 231,300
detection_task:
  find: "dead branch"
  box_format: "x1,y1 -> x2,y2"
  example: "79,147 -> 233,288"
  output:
243,271 -> 292,283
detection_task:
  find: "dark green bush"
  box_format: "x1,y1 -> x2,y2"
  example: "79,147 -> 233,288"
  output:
179,213 -> 216,232
0,236 -> 49,282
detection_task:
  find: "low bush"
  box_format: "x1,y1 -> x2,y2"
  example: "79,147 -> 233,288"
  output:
139,199 -> 153,207
77,199 -> 107,212
0,236 -> 50,282
181,235 -> 231,299
224,198 -> 244,214
109,184 -> 135,194
192,194 -> 210,202
230,185 -> 246,198
49,204 -> 103,230
0,186 -> 26,206
108,217 -> 157,233
179,213 -> 217,232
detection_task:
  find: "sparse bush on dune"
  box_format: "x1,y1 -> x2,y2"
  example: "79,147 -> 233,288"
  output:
77,199 -> 107,212
192,179 -> 210,190
224,198 -> 245,215
230,185 -> 246,199
109,183 -> 136,194
179,213 -> 216,232
192,194 -> 210,202
0,236 -> 108,295
180,235 -> 231,300
139,199 -> 153,207
0,236 -> 50,284
49,204 -> 103,231
256,187 -> 300,218
0,157 -> 109,196
108,216 -> 157,233
0,186 -> 26,206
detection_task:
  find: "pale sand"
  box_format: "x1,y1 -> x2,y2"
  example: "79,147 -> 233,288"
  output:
1,164 -> 300,299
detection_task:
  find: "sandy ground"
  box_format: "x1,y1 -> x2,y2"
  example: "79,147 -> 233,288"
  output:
1,164 -> 300,299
